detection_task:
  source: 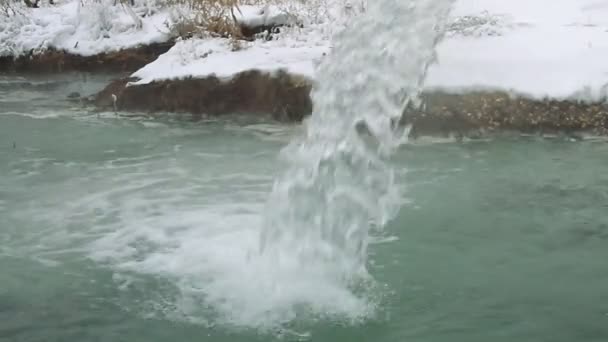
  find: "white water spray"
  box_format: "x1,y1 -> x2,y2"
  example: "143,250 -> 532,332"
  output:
261,0 -> 454,290
70,0 -> 457,330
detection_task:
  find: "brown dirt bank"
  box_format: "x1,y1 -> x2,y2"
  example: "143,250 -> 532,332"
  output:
0,42 -> 174,73
95,71 -> 312,121
407,92 -> 608,137
95,72 -> 608,136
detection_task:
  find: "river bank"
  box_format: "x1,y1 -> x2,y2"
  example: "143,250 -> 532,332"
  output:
92,74 -> 608,137
1,0 -> 607,137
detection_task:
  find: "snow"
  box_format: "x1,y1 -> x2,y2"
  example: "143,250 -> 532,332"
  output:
426,0 -> 608,102
131,0 -> 357,84
131,0 -> 348,85
131,36 -> 328,85
235,5 -> 292,29
426,26 -> 608,102
130,0 -> 608,102
0,0 -> 170,57
2,0 -> 607,102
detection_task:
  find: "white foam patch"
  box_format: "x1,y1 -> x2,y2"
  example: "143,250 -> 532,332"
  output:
0,111 -> 65,119
87,198 -> 375,329
4,142 -> 377,330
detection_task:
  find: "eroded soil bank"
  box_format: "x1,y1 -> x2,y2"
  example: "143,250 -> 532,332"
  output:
94,72 -> 313,122
94,72 -> 608,137
4,44 -> 606,137
0,42 -> 173,73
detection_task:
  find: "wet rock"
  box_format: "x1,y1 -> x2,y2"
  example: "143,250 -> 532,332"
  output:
67,92 -> 81,99
0,42 -> 174,73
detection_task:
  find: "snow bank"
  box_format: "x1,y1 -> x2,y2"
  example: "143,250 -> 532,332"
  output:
0,0 -> 170,57
132,0 -> 608,102
131,36 -> 328,85
235,5 -> 292,29
426,27 -> 608,102
3,0 -> 606,102
427,0 -> 608,102
132,0 -> 355,84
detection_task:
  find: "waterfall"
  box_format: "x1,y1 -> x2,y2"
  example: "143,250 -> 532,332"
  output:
261,0 -> 454,283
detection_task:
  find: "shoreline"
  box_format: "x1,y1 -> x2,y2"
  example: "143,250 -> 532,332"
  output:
0,42 -> 173,73
92,70 -> 608,137
1,44 -> 606,138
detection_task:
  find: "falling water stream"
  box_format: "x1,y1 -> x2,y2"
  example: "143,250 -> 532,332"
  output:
261,0 -> 454,300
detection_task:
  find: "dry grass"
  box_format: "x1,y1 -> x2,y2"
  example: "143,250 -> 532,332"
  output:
1,0 -> 356,41
166,0 -> 247,39
163,0 -> 313,41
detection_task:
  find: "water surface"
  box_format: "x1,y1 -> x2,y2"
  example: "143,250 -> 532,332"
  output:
1,75 -> 608,341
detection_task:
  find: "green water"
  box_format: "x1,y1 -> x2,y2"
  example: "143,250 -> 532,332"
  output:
1,75 -> 608,341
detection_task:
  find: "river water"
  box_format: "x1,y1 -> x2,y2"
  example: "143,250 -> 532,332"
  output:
1,74 -> 608,341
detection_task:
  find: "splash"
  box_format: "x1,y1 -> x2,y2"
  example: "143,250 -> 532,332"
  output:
260,0 -> 454,309
83,0 -> 456,330
42,0 -> 456,331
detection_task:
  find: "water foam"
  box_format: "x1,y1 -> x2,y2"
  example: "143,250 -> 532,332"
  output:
140,0 -> 457,329
127,1 -> 459,327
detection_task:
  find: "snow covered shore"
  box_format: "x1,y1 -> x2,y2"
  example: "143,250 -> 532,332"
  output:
0,0 -> 170,56
428,0 -> 608,102
131,0 -> 608,102
1,0 -> 608,103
